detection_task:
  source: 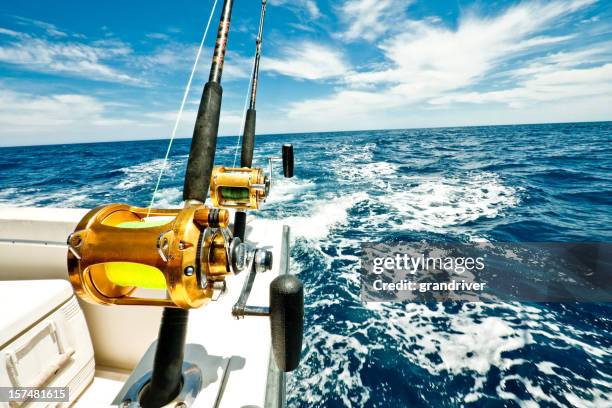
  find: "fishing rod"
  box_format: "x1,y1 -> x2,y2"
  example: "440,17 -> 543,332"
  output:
234,0 -> 268,241
242,0 -> 267,168
232,0 -> 294,242
66,0 -> 303,406
141,0 -> 235,405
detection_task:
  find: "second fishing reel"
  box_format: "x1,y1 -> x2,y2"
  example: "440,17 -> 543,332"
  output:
209,144 -> 294,210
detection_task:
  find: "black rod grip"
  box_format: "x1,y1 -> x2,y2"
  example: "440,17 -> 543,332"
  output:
240,108 -> 256,168
269,274 -> 304,372
282,144 -> 294,178
183,81 -> 223,202
139,308 -> 188,408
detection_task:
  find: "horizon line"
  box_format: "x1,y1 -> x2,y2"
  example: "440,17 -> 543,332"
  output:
1,119 -> 610,148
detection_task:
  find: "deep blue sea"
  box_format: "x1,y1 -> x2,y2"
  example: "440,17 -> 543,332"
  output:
0,122 -> 611,407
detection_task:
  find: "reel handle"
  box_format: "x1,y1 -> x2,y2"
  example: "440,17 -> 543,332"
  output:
282,144 -> 294,178
231,241 -> 304,372
270,274 -> 303,372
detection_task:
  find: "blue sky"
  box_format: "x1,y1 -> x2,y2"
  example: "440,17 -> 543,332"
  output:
0,0 -> 610,146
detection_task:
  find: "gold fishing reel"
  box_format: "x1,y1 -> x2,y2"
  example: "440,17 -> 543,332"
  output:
209,166 -> 269,210
67,203 -> 235,309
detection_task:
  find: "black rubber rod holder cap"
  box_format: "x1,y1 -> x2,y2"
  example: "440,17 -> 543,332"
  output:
183,81 -> 223,202
269,274 -> 303,372
282,144 -> 294,178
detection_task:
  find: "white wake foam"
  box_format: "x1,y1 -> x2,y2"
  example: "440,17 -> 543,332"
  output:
265,177 -> 315,204
281,192 -> 368,240
378,172 -> 520,233
116,157 -> 186,191
0,187 -> 90,208
151,187 -> 183,208
116,159 -> 166,189
334,161 -> 398,189
288,324 -> 371,407
362,301 -> 611,405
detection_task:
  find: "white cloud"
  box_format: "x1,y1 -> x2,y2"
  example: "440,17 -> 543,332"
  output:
0,85 -> 180,146
337,0 -> 413,42
14,16 -> 68,38
0,15 -> 268,145
0,88 -> 105,129
0,28 -> 22,38
264,41 -> 349,80
283,89 -> 401,126
270,0 -> 322,19
432,63 -> 612,108
0,84 -> 253,146
505,46 -> 611,78
0,18 -> 220,86
0,85 -> 148,146
276,0 -> 609,130
0,22 -> 216,86
136,41 -> 197,74
345,0 -> 597,93
143,106 -> 250,138
133,42 -> 252,83
0,31 -> 141,84
145,32 -> 171,41
222,52 -> 253,81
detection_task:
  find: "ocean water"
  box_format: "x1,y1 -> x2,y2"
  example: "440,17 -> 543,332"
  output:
1,122 -> 611,407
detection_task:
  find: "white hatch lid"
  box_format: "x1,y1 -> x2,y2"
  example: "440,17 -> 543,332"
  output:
0,279 -> 73,347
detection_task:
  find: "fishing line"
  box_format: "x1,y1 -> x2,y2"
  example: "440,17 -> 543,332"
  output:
232,52 -> 258,168
146,0 -> 219,217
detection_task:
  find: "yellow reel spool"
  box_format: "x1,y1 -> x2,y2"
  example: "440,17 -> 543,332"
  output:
209,166 -> 269,210
67,203 -> 231,309
104,262 -> 166,289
